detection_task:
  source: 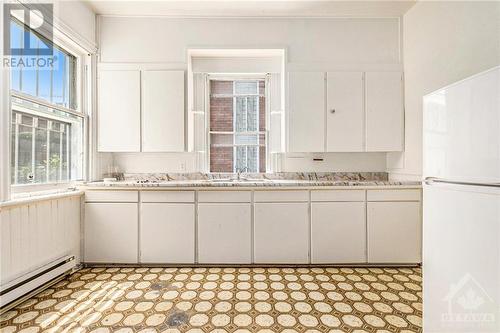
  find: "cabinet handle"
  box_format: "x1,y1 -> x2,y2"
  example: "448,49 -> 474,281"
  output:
330,109 -> 336,114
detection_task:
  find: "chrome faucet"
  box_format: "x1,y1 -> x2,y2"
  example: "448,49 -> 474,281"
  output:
236,166 -> 250,180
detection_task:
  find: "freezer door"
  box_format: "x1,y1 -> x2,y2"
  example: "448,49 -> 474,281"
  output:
423,67 -> 500,183
423,182 -> 500,332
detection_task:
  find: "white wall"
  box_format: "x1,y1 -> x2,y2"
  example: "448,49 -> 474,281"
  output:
282,153 -> 387,172
98,16 -> 402,174
388,1 -> 500,180
99,17 -> 400,65
53,0 -> 96,45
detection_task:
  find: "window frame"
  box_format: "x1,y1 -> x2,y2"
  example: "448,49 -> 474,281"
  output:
8,16 -> 90,194
207,76 -> 269,173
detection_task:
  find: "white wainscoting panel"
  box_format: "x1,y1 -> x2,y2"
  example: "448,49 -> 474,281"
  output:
0,194 -> 82,287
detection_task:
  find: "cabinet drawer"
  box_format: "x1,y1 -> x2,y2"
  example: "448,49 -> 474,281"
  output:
367,189 -> 421,201
141,191 -> 194,203
254,190 -> 308,202
198,191 -> 251,203
85,190 -> 138,202
311,189 -> 365,202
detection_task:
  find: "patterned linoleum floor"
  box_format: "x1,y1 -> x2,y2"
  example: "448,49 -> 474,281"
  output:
0,267 -> 422,333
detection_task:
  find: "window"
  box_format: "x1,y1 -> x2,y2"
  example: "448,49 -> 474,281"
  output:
10,19 -> 77,109
9,18 -> 84,186
209,79 -> 266,173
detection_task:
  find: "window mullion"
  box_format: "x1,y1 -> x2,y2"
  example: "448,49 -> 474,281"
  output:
50,62 -> 54,104
31,119 -> 36,182
14,117 -> 19,184
59,130 -> 63,181
62,55 -> 67,107
66,125 -> 70,180
46,125 -> 50,183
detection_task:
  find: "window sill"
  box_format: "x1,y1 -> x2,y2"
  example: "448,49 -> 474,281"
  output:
1,188 -> 83,209
11,182 -> 80,194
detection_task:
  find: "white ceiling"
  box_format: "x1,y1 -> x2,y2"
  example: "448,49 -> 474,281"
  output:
85,0 -> 416,17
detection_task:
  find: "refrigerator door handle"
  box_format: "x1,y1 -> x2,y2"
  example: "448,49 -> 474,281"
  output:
424,177 -> 500,188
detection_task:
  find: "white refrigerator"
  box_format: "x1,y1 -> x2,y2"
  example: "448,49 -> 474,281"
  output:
423,66 -> 500,332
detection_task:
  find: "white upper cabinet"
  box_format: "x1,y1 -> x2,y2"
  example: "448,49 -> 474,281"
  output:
326,72 -> 364,152
98,70 -> 141,152
98,68 -> 185,152
287,70 -> 403,153
142,70 -> 185,152
365,71 -> 403,152
288,72 -> 325,152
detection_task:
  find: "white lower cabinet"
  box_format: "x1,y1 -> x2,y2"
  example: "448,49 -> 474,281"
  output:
254,203 -> 309,264
198,203 -> 252,264
84,203 -> 138,263
311,202 -> 366,263
82,188 -> 422,265
367,201 -> 422,263
140,203 -> 195,263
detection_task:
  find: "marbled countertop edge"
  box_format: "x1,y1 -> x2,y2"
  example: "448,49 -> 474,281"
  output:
85,172 -> 421,188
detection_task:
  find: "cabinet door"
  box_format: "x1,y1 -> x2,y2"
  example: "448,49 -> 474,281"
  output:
365,72 -> 403,152
288,72 -> 325,152
311,202 -> 366,263
254,203 -> 309,263
326,72 -> 364,152
198,203 -> 251,264
142,70 -> 185,152
98,70 -> 140,152
367,201 -> 421,263
84,203 -> 138,263
140,203 -> 195,263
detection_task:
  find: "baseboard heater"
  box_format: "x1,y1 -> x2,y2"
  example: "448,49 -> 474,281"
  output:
0,255 -> 77,309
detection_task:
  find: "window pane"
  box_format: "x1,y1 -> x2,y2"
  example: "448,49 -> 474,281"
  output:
48,130 -> 61,182
34,128 -> 47,183
210,146 -> 233,172
235,97 -> 247,132
247,96 -> 258,131
210,97 -> 232,132
17,124 -> 33,184
68,56 -> 77,110
11,123 -> 16,184
259,145 -> 266,173
235,146 -> 247,171
51,48 -> 65,106
21,63 -> 36,96
247,146 -> 258,172
210,80 -> 232,94
38,63 -> 52,102
210,133 -> 233,146
61,130 -> 68,180
259,96 -> 266,131
235,81 -> 257,94
9,19 -> 77,110
235,134 -> 258,145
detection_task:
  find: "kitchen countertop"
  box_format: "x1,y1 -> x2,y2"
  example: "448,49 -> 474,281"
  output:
81,172 -> 422,189
83,179 -> 422,189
